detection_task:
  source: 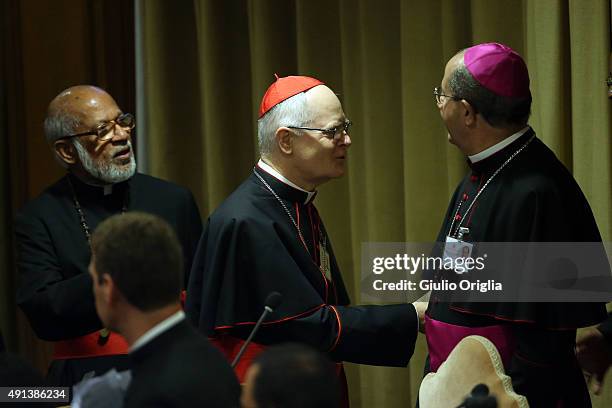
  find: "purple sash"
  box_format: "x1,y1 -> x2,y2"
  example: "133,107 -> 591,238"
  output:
425,314 -> 517,372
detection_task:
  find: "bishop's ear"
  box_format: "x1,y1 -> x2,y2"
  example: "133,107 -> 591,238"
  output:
275,127 -> 294,155
53,139 -> 78,165
461,100 -> 478,127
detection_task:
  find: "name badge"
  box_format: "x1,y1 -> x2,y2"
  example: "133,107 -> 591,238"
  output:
444,236 -> 474,274
319,233 -> 332,281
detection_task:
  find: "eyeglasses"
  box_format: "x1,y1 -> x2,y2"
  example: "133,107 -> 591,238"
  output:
60,113 -> 135,141
433,87 -> 461,106
287,119 -> 352,142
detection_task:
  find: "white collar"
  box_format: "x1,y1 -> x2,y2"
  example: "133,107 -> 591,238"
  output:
257,159 -> 317,204
129,310 -> 185,352
468,126 -> 530,163
70,173 -> 115,195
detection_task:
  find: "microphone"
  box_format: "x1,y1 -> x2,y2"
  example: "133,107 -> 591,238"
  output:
231,292 -> 282,368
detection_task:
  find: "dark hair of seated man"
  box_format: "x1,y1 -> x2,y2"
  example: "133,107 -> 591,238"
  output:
242,343 -> 340,408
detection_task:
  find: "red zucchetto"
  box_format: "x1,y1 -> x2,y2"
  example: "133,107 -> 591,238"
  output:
258,74 -> 324,118
464,43 -> 530,98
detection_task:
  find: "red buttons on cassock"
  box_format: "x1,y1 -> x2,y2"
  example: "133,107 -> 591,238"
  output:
455,214 -> 462,220
470,175 -> 478,182
462,193 -> 468,201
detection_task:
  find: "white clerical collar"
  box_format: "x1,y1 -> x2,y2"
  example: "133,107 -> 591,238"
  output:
130,310 -> 185,352
468,126 -> 530,163
257,159 -> 317,204
70,173 -> 114,195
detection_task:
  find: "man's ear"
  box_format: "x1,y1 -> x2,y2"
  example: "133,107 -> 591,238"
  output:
54,139 -> 78,165
461,100 -> 478,127
275,127 -> 294,155
100,273 -> 118,305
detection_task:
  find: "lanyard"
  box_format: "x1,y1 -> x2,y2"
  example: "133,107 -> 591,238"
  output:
448,134 -> 535,239
253,169 -> 311,253
253,169 -> 332,301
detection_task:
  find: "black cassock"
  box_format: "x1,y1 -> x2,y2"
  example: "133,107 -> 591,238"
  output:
186,164 -> 418,382
15,173 -> 202,386
426,128 -> 608,407
125,318 -> 240,408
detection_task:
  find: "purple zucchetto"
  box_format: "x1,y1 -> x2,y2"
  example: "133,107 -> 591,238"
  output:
464,43 -> 530,98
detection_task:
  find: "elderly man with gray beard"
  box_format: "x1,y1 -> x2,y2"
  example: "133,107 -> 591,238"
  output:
15,85 -> 202,388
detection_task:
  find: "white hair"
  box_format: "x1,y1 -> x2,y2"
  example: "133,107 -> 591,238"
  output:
44,111 -> 81,168
257,92 -> 311,156
43,111 -> 81,144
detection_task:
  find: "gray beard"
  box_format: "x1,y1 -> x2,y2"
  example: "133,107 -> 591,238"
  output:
73,139 -> 136,184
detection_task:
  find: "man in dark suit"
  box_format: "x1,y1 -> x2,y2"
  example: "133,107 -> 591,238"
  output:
89,212 -> 239,407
